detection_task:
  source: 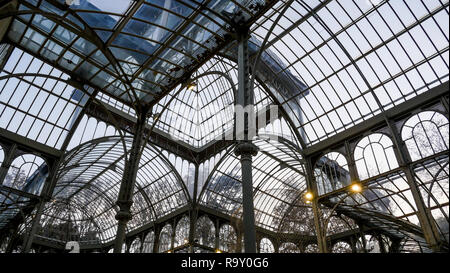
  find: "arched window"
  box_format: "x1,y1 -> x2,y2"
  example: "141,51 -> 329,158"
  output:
142,231 -> 155,253
414,160 -> 449,241
279,242 -> 300,253
129,238 -> 141,253
195,216 -> 215,248
219,224 -> 237,253
354,134 -> 398,180
380,235 -> 392,253
315,152 -> 350,195
399,238 -> 425,253
159,224 -> 173,253
5,154 -> 47,194
326,215 -> 357,236
259,237 -> 275,253
331,241 -> 353,253
67,116 -> 120,151
174,216 -> 190,247
304,244 -> 319,253
356,235 -> 391,253
402,111 -> 449,161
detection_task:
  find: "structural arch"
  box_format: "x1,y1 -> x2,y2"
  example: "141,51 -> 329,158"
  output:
354,133 -> 398,180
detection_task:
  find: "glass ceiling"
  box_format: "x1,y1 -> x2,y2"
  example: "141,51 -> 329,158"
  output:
152,55 -> 295,148
247,0 -> 449,145
200,137 -> 307,232
7,0 -> 268,105
5,0 -> 447,147
0,0 -> 448,252
49,136 -> 188,243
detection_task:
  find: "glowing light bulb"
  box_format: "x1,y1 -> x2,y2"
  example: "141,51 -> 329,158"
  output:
187,82 -> 197,91
304,192 -> 314,201
350,183 -> 362,193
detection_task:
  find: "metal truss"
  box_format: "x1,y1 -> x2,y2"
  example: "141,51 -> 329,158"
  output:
0,0 -> 448,253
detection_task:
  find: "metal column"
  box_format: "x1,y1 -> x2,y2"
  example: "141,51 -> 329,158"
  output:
215,218 -> 220,251
305,157 -> 328,253
235,143 -> 258,253
234,26 -> 258,253
113,109 -> 148,253
22,157 -> 60,253
188,164 -> 199,253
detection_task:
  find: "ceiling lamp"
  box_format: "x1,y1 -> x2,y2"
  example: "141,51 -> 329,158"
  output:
304,192 -> 314,202
187,81 -> 197,91
350,183 -> 363,193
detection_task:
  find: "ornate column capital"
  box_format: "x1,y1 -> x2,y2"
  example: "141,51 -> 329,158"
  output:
115,211 -> 132,222
234,142 -> 259,157
115,200 -> 133,222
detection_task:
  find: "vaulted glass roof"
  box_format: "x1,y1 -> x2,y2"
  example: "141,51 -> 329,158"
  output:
7,0 -> 272,105
48,136 -> 189,243
200,137 -> 307,232
0,0 -> 448,253
246,0 -> 449,145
